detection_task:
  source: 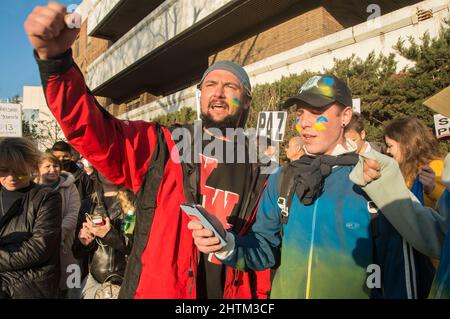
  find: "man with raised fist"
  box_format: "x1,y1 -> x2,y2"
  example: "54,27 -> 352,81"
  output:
24,2 -> 272,299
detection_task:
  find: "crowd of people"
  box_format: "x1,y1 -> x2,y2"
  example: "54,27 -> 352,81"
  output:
0,2 -> 448,299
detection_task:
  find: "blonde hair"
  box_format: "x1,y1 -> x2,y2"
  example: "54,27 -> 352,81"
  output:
384,117 -> 444,183
0,137 -> 41,177
117,188 -> 136,215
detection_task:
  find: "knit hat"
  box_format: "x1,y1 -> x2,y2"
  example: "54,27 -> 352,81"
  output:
198,60 -> 251,97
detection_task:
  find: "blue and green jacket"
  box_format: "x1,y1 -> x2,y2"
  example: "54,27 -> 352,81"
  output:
348,151 -> 450,299
222,165 -> 434,298
429,190 -> 450,299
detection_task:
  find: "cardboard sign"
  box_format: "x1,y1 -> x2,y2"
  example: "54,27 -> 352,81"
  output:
0,103 -> 22,137
256,111 -> 287,141
434,114 -> 450,139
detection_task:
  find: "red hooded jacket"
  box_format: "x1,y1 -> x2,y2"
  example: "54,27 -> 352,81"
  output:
36,50 -> 272,298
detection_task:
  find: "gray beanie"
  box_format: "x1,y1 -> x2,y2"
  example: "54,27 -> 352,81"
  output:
198,60 -> 251,97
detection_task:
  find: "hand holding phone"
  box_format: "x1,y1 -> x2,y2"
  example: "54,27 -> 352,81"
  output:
181,203 -> 228,246
85,213 -> 106,226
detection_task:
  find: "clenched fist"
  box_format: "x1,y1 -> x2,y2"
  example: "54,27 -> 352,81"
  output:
24,2 -> 79,60
418,165 -> 436,195
363,158 -> 381,184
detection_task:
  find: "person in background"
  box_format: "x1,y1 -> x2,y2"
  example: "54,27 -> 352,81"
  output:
71,150 -> 83,169
0,138 -> 62,298
384,117 -> 445,209
344,112 -> 381,154
37,152 -> 81,298
351,86 -> 450,298
72,172 -> 135,299
81,157 -> 95,176
285,136 -> 305,161
51,141 -> 93,200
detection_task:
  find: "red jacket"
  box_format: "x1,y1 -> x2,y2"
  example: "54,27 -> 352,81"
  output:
37,50 -> 271,298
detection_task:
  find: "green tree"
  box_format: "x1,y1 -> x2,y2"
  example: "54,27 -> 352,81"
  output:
145,22 -> 449,156
152,107 -> 197,126
22,119 -> 40,142
248,22 -> 450,153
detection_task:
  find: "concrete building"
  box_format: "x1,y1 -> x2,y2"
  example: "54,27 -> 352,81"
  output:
22,86 -> 65,150
73,0 -> 450,121
22,86 -> 52,123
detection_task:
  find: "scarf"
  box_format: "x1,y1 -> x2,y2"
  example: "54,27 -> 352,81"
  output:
286,153 -> 359,205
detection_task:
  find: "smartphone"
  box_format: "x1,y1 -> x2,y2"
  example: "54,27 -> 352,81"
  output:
181,203 -> 228,246
85,213 -> 105,226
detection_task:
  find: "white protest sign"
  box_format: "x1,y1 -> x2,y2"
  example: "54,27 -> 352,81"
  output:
434,114 -> 450,139
0,103 -> 22,137
256,111 -> 287,141
352,98 -> 361,113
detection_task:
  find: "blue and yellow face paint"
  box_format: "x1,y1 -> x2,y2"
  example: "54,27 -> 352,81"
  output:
312,116 -> 329,131
227,97 -> 241,108
320,77 -> 335,97
295,116 -> 302,134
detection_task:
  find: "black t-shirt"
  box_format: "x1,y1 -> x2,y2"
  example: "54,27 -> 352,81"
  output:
0,184 -> 34,218
196,134 -> 252,299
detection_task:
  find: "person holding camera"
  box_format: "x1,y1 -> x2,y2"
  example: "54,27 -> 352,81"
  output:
72,172 -> 135,299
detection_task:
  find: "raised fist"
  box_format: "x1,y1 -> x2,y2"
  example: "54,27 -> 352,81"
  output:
24,2 -> 80,60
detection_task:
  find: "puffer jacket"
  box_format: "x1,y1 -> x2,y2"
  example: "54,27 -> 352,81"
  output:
53,172 -> 80,290
72,192 -> 132,285
0,183 -> 62,298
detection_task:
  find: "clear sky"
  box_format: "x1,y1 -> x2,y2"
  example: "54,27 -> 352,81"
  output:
0,0 -> 81,100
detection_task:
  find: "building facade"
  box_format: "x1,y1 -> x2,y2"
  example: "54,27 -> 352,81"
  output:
73,0 -> 450,121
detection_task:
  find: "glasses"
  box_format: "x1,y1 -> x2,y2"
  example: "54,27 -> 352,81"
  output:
0,168 -> 30,180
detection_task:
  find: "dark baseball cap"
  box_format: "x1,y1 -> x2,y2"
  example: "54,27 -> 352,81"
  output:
283,74 -> 352,109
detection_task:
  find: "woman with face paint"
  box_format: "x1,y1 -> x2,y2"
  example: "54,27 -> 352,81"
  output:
0,138 -> 62,298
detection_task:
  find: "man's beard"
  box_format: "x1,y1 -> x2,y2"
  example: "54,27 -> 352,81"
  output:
200,111 -> 243,135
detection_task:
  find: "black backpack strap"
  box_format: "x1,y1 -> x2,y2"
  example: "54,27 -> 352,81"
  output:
277,165 -> 296,224
363,193 -> 382,296
168,122 -> 200,204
